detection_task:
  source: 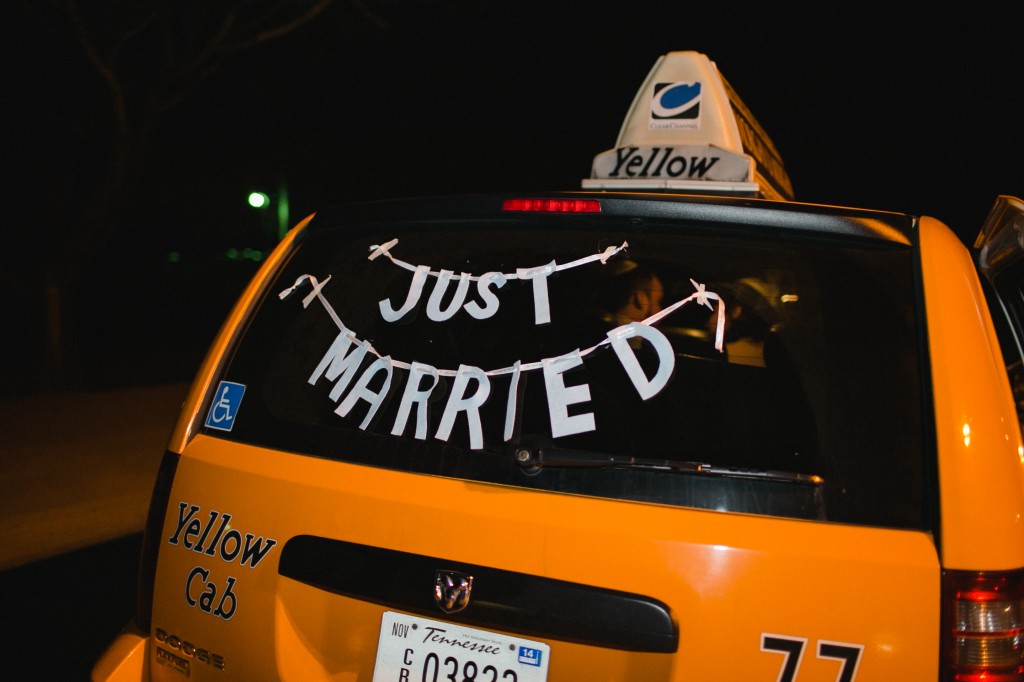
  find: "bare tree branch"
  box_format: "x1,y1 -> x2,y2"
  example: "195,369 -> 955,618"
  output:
229,0 -> 336,51
67,0 -> 129,136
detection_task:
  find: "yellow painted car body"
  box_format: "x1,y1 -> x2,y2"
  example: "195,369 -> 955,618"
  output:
92,51 -> 1024,682
919,215 -> 1024,570
93,196 -> 1024,681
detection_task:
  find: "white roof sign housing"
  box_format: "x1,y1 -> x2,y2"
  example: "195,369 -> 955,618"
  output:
583,51 -> 794,201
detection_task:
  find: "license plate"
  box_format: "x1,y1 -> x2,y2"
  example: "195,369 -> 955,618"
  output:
373,611 -> 550,682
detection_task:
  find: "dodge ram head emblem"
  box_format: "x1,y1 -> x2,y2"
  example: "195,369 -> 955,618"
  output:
434,570 -> 473,614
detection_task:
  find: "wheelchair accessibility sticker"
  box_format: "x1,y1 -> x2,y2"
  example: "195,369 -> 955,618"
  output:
205,381 -> 246,432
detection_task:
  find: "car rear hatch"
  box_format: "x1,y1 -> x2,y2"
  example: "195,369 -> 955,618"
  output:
147,194 -> 940,680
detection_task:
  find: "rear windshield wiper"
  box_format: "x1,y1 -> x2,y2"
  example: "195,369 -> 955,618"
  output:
515,445 -> 822,485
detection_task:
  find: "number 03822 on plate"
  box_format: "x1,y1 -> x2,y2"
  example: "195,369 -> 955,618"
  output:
372,611 -> 551,682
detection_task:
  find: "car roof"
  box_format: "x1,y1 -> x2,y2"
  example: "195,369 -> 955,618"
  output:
309,192 -> 916,246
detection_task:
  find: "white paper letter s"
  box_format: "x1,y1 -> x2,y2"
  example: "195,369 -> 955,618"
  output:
464,272 -> 508,320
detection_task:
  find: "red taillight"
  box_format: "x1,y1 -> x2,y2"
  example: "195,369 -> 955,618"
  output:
942,569 -> 1024,681
502,198 -> 602,213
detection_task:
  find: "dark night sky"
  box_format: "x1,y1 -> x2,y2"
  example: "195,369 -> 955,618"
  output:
9,2 -> 1023,239
3,1 -> 1023,394
186,2 -> 1021,243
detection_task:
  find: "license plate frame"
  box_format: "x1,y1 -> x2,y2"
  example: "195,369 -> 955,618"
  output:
372,611 -> 550,681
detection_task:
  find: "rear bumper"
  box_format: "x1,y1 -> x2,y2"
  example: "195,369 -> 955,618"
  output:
91,622 -> 147,682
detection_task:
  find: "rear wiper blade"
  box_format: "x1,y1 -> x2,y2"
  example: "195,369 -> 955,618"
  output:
516,445 -> 822,485
697,464 -> 823,485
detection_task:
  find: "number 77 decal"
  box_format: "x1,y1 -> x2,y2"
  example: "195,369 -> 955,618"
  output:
761,634 -> 863,682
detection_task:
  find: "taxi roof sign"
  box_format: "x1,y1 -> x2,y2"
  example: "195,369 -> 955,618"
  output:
582,51 -> 794,201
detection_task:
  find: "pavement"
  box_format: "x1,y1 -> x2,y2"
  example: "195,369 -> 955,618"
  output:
0,382 -> 190,571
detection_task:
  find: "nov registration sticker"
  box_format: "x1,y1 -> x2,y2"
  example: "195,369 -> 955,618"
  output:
373,611 -> 550,682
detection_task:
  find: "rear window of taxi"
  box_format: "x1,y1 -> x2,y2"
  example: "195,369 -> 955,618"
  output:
202,198 -> 928,530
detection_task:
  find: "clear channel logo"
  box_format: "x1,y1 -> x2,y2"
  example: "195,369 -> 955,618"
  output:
650,81 -> 702,124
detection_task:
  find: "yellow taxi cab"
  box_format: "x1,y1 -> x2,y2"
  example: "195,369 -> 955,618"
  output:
93,51 -> 1024,681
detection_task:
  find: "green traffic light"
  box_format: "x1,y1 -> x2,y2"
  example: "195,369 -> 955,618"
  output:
248,191 -> 270,209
